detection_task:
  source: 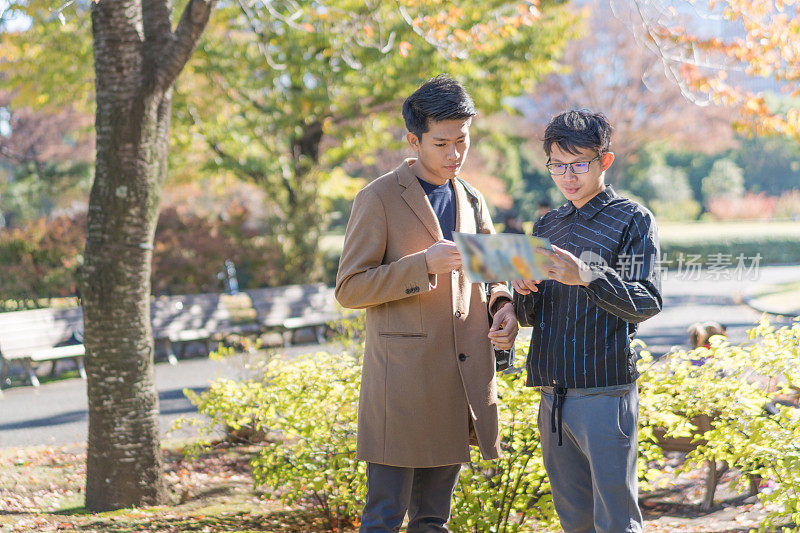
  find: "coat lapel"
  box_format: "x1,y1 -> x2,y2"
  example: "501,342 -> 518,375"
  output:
396,159 -> 444,241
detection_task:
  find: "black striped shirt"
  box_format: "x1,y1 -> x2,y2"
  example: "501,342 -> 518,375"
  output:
514,187 -> 662,388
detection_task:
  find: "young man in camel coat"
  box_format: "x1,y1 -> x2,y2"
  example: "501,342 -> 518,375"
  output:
335,75 -> 518,532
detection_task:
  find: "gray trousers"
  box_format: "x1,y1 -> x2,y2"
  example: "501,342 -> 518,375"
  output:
359,462 -> 462,533
539,383 -> 642,533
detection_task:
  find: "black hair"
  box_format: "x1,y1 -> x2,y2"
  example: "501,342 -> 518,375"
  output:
543,109 -> 612,158
402,74 -> 477,139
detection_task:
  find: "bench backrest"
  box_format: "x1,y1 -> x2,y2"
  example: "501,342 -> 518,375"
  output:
245,283 -> 337,327
0,286 -> 338,357
150,293 -> 232,339
0,307 -> 84,359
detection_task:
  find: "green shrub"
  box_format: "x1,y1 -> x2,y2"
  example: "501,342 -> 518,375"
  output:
649,199 -> 702,222
661,235 -> 800,266
637,317 -> 800,528
182,352 -> 364,532
250,353 -> 364,532
182,344 -> 559,532
183,317 -> 800,531
452,365 -> 558,532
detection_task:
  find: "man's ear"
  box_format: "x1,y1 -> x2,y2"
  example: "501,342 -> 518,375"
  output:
601,151 -> 615,171
406,132 -> 420,152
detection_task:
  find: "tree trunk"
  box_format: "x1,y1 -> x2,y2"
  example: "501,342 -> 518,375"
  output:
284,121 -> 325,282
82,0 -> 215,512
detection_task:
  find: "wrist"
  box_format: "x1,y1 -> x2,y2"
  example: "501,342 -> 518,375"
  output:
490,297 -> 512,315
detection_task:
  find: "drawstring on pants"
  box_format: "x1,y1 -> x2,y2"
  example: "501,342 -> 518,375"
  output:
550,386 -> 568,446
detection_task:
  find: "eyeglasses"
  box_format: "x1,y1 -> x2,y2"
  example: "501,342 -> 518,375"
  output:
546,155 -> 602,175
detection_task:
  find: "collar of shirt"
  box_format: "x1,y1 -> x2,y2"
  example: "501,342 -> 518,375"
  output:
554,186 -> 618,220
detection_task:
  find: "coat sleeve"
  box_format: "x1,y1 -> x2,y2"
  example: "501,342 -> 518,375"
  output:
476,191 -> 512,314
335,187 -> 436,310
511,216 -> 545,326
580,209 -> 662,323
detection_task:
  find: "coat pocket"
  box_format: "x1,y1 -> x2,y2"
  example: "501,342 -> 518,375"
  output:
381,295 -> 424,336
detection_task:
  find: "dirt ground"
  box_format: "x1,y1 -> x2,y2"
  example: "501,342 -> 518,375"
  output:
0,444 -> 793,532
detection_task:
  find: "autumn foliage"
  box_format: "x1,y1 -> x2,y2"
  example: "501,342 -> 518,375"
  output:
0,205 -> 286,308
705,192 -> 777,221
627,0 -> 800,139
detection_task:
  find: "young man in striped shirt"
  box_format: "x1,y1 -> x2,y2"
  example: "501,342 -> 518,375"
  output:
512,110 -> 662,533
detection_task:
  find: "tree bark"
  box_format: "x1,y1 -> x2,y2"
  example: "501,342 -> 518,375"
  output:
83,0 -> 215,512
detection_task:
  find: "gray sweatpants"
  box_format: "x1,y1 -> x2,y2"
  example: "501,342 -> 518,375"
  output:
539,383 -> 642,533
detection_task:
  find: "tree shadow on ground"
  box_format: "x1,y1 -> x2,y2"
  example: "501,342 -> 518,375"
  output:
66,510 -> 354,532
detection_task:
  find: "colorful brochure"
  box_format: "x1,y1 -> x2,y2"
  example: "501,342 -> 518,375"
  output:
452,232 -> 553,283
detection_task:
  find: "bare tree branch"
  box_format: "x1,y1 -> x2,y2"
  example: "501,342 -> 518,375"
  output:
154,0 -> 217,93
236,0 -> 287,70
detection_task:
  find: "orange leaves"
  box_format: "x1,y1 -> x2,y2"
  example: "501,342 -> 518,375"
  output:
452,28 -> 469,41
397,0 -> 543,57
634,0 -> 800,139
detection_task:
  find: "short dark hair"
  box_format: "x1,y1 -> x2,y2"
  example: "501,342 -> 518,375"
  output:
543,109 -> 612,158
402,75 -> 477,139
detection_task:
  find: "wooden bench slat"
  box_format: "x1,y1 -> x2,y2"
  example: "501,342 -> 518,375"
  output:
29,344 -> 86,361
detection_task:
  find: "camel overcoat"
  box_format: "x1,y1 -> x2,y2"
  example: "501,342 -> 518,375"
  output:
335,159 -> 512,467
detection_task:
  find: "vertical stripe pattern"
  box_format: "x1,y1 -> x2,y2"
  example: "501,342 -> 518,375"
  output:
514,187 -> 662,388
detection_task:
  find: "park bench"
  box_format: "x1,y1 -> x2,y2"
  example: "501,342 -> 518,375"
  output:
654,413 -> 723,511
0,306 -> 86,388
0,284 -> 345,389
149,285 -> 343,358
150,292 -> 256,364
245,283 -> 345,346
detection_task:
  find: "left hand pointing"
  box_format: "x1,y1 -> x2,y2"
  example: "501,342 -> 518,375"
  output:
488,302 -> 518,350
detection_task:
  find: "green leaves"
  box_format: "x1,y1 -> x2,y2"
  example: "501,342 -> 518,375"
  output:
451,366 -> 558,532
181,314 -> 800,530
638,316 -> 800,525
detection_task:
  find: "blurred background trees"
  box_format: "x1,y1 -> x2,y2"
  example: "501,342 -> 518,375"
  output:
2,0 -> 800,304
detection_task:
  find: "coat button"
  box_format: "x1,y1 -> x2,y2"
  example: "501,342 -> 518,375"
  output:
458,353 -> 467,361
455,310 -> 462,318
